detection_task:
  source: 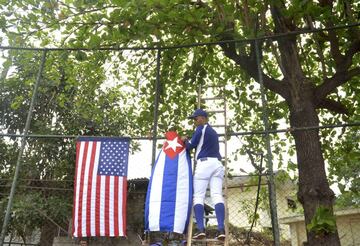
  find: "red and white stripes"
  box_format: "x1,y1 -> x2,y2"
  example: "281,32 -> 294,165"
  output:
72,140 -> 127,238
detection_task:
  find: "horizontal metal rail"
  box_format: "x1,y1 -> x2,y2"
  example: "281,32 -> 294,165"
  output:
0,23 -> 358,51
0,122 -> 358,139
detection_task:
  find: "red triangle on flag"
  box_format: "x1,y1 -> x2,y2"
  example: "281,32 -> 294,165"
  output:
162,131 -> 185,159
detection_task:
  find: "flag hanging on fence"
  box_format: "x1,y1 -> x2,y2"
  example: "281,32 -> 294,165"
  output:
72,137 -> 130,238
145,131 -> 193,234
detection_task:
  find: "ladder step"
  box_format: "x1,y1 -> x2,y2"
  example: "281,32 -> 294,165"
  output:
212,124 -> 226,128
204,214 -> 217,219
192,239 -> 224,242
192,238 -> 225,244
202,85 -> 224,88
201,96 -> 225,101
208,110 -> 225,114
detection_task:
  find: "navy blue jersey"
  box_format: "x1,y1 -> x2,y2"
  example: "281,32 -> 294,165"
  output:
185,123 -> 221,160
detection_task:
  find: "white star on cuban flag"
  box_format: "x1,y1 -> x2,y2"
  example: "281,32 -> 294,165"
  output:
162,131 -> 185,159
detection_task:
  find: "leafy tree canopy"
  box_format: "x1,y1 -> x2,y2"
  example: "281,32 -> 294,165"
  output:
0,0 -> 359,244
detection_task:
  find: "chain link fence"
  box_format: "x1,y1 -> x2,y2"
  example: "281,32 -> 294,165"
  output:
0,22 -> 359,246
1,168 -> 360,245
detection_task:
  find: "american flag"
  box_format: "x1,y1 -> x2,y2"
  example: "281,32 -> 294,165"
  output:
72,137 -> 130,238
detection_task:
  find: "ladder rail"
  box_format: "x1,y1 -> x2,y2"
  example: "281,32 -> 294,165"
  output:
188,84 -> 229,246
223,98 -> 230,246
186,83 -> 204,246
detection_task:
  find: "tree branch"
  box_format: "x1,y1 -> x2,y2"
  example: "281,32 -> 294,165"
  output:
268,41 -> 286,76
239,0 -> 252,29
316,98 -> 349,115
315,7 -> 360,100
315,67 -> 360,100
342,40 -> 360,70
305,15 -> 327,79
219,39 -> 289,100
318,0 -> 345,70
327,27 -> 344,70
213,1 -> 289,100
270,2 -> 303,81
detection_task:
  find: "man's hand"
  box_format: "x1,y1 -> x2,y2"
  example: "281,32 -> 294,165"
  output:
181,136 -> 188,142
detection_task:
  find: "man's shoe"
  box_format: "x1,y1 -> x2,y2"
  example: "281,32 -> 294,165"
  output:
216,229 -> 225,240
192,229 -> 206,239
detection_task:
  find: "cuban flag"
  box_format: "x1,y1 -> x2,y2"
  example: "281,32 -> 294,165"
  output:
145,131 -> 193,234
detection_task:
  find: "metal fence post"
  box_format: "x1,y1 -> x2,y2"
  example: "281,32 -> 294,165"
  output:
254,40 -> 281,246
0,50 -> 47,246
151,48 -> 161,166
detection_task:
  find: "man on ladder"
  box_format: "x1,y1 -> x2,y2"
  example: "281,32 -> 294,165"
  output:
181,108 -> 226,241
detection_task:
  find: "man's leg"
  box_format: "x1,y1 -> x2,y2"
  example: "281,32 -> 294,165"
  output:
215,203 -> 225,231
210,175 -> 225,231
193,177 -> 208,238
209,165 -> 225,239
192,160 -> 215,239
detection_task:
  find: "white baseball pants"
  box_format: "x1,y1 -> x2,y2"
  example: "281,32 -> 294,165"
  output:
193,158 -> 225,205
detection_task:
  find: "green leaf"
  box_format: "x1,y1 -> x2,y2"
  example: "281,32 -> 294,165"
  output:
88,34 -> 102,48
307,206 -> 337,234
75,51 -> 87,61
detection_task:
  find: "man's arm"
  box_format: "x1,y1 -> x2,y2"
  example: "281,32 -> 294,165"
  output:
184,126 -> 203,150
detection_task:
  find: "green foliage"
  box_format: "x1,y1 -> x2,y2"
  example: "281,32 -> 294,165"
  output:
324,110 -> 360,207
238,182 -> 270,224
306,206 -> 337,235
0,0 -> 359,243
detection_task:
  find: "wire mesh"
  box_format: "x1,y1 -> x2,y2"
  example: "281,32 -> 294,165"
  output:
1,174 -> 360,245
1,22 -> 359,246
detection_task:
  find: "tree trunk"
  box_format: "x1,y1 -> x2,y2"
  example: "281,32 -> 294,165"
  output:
288,87 -> 341,246
39,219 -> 57,246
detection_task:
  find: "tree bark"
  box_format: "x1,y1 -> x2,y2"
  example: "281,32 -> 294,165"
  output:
288,84 -> 341,246
269,2 -> 342,244
217,1 -> 353,244
221,36 -> 344,243
39,219 -> 57,246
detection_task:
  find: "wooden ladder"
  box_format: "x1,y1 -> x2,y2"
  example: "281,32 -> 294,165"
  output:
187,83 -> 230,246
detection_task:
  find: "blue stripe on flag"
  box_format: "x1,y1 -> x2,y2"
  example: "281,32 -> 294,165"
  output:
159,154 -> 179,231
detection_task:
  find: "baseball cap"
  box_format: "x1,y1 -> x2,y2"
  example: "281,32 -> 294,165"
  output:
187,109 -> 208,119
